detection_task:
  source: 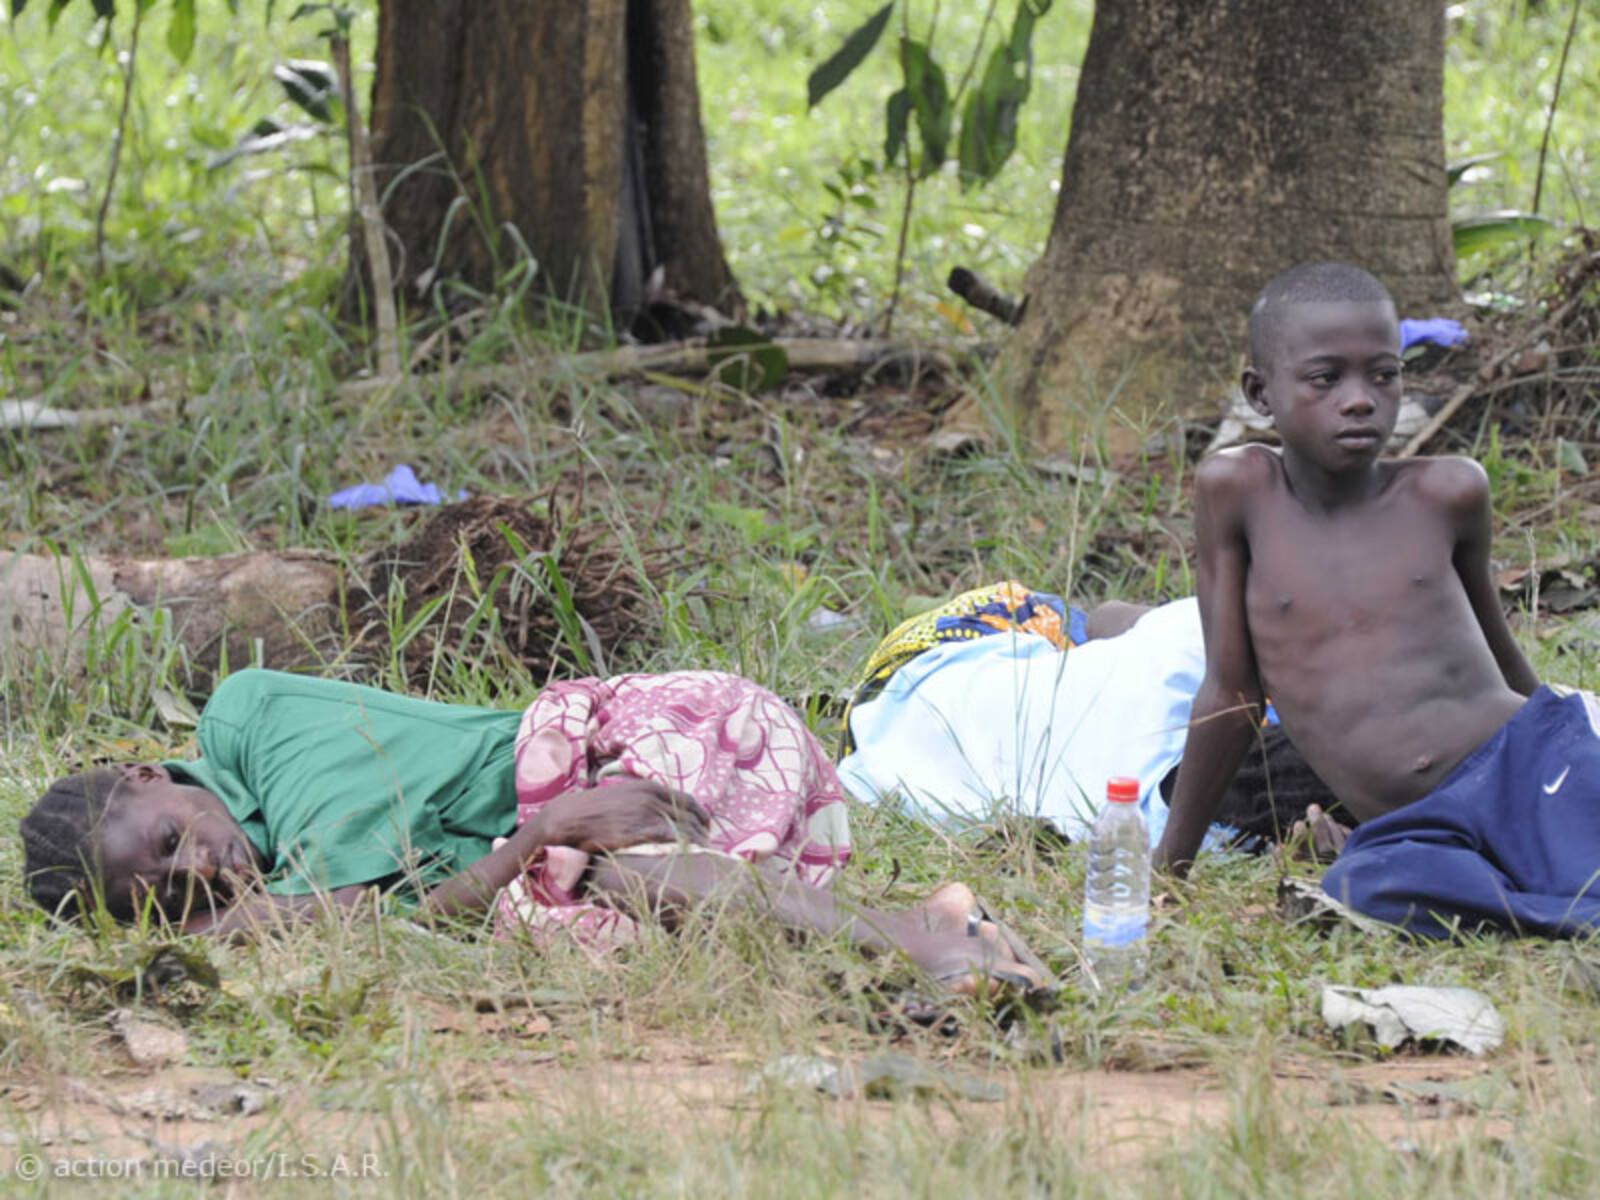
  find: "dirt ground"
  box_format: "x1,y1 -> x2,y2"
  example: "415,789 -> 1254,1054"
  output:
0,1041 -> 1547,1184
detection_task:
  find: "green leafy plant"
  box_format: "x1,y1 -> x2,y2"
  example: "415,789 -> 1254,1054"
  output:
8,0 -> 238,274
809,0 -> 1048,186
806,0 -> 1052,331
1447,152 -> 1556,260
7,0 -> 229,65
206,60 -> 341,170
1452,210 -> 1555,258
805,154 -> 887,309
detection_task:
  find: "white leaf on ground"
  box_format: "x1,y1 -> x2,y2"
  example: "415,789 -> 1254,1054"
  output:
1278,878 -> 1394,936
0,399 -> 142,431
752,1053 -> 852,1095
1321,985 -> 1505,1055
805,607 -> 859,632
1391,399 -> 1431,441
150,686 -> 201,728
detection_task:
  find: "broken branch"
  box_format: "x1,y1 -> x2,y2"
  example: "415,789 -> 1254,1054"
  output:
1400,294 -> 1583,458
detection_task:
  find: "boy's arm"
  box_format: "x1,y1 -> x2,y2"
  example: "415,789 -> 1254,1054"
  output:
181,779 -> 710,935
180,886 -> 371,936
421,777 -> 710,918
1447,459 -> 1540,697
1153,454 -> 1265,875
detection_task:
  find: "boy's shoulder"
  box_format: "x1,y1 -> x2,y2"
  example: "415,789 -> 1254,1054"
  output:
1195,443 -> 1283,496
198,669 -> 275,733
208,667 -> 276,704
1193,447 -> 1488,504
203,669 -> 317,725
1387,454 -> 1490,513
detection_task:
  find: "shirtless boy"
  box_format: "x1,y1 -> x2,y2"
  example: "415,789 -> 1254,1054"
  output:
1154,261 -> 1600,938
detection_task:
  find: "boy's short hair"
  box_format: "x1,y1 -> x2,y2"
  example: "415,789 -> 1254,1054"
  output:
19,768 -> 122,920
1248,261 -> 1395,369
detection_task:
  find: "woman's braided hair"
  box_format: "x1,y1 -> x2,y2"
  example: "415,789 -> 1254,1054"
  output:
1162,725 -> 1349,846
19,768 -> 123,919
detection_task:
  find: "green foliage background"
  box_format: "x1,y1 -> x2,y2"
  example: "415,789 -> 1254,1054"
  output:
0,0 -> 1592,325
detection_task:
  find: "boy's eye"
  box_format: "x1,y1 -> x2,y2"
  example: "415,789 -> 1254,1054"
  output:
162,828 -> 180,856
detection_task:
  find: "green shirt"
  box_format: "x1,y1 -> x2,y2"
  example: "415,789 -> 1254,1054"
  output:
163,670 -> 521,896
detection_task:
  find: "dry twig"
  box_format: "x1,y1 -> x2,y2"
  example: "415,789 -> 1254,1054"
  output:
335,337 -> 973,399
332,33 -> 403,382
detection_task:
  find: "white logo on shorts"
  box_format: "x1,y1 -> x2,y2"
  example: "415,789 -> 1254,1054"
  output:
1543,765 -> 1571,795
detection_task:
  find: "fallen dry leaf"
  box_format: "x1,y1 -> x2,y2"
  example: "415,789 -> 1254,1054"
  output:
108,1008 -> 188,1068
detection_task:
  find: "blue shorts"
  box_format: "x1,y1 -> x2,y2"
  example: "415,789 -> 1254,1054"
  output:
1323,686 -> 1600,939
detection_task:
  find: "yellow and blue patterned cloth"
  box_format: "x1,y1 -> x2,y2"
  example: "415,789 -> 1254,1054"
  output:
840,581 -> 1087,756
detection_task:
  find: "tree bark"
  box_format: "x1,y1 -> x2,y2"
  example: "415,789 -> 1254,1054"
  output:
363,0 -> 740,330
1004,0 -> 1457,451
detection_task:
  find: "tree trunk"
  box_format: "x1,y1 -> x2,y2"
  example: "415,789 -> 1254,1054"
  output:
363,0 -> 740,330
1004,1 -> 1457,451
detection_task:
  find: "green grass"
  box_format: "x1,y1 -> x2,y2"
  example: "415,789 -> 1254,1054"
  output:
0,0 -> 1599,1195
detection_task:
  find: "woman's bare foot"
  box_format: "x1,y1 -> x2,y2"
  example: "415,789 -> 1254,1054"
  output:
1280,804 -> 1352,864
900,883 -> 1048,995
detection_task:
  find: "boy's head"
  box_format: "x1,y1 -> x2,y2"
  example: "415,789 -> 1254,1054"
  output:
21,764 -> 260,922
1243,261 -> 1403,465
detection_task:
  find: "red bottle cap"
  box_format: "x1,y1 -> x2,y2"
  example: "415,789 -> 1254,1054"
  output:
1106,776 -> 1139,804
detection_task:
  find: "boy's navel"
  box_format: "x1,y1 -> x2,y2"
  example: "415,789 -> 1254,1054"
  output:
1412,754 -> 1434,773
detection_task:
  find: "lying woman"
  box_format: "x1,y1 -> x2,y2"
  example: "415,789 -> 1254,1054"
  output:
836,583 -> 1343,851
20,668 -> 1046,993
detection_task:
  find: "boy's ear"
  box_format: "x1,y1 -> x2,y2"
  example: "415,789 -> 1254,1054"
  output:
1241,367 -> 1271,418
121,763 -> 172,786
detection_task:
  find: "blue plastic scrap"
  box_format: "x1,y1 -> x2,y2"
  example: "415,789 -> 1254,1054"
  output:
328,464 -> 467,511
1399,317 -> 1468,353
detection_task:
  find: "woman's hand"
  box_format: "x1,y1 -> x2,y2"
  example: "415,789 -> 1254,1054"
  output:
533,778 -> 712,854
419,778 -> 710,919
180,885 -> 375,938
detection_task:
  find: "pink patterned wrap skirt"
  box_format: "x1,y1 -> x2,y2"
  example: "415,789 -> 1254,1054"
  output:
494,671 -> 853,944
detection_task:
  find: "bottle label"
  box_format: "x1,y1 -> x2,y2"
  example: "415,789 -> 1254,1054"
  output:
1083,912 -> 1148,947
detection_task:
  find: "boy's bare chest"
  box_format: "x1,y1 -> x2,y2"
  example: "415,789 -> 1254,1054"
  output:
1243,499 -> 1454,634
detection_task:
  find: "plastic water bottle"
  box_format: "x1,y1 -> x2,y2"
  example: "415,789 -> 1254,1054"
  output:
1082,775 -> 1150,992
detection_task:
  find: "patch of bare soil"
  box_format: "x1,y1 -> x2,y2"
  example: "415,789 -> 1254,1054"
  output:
0,1043 -> 1551,1180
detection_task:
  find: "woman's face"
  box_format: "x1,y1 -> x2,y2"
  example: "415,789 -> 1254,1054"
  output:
95,764 -> 264,919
